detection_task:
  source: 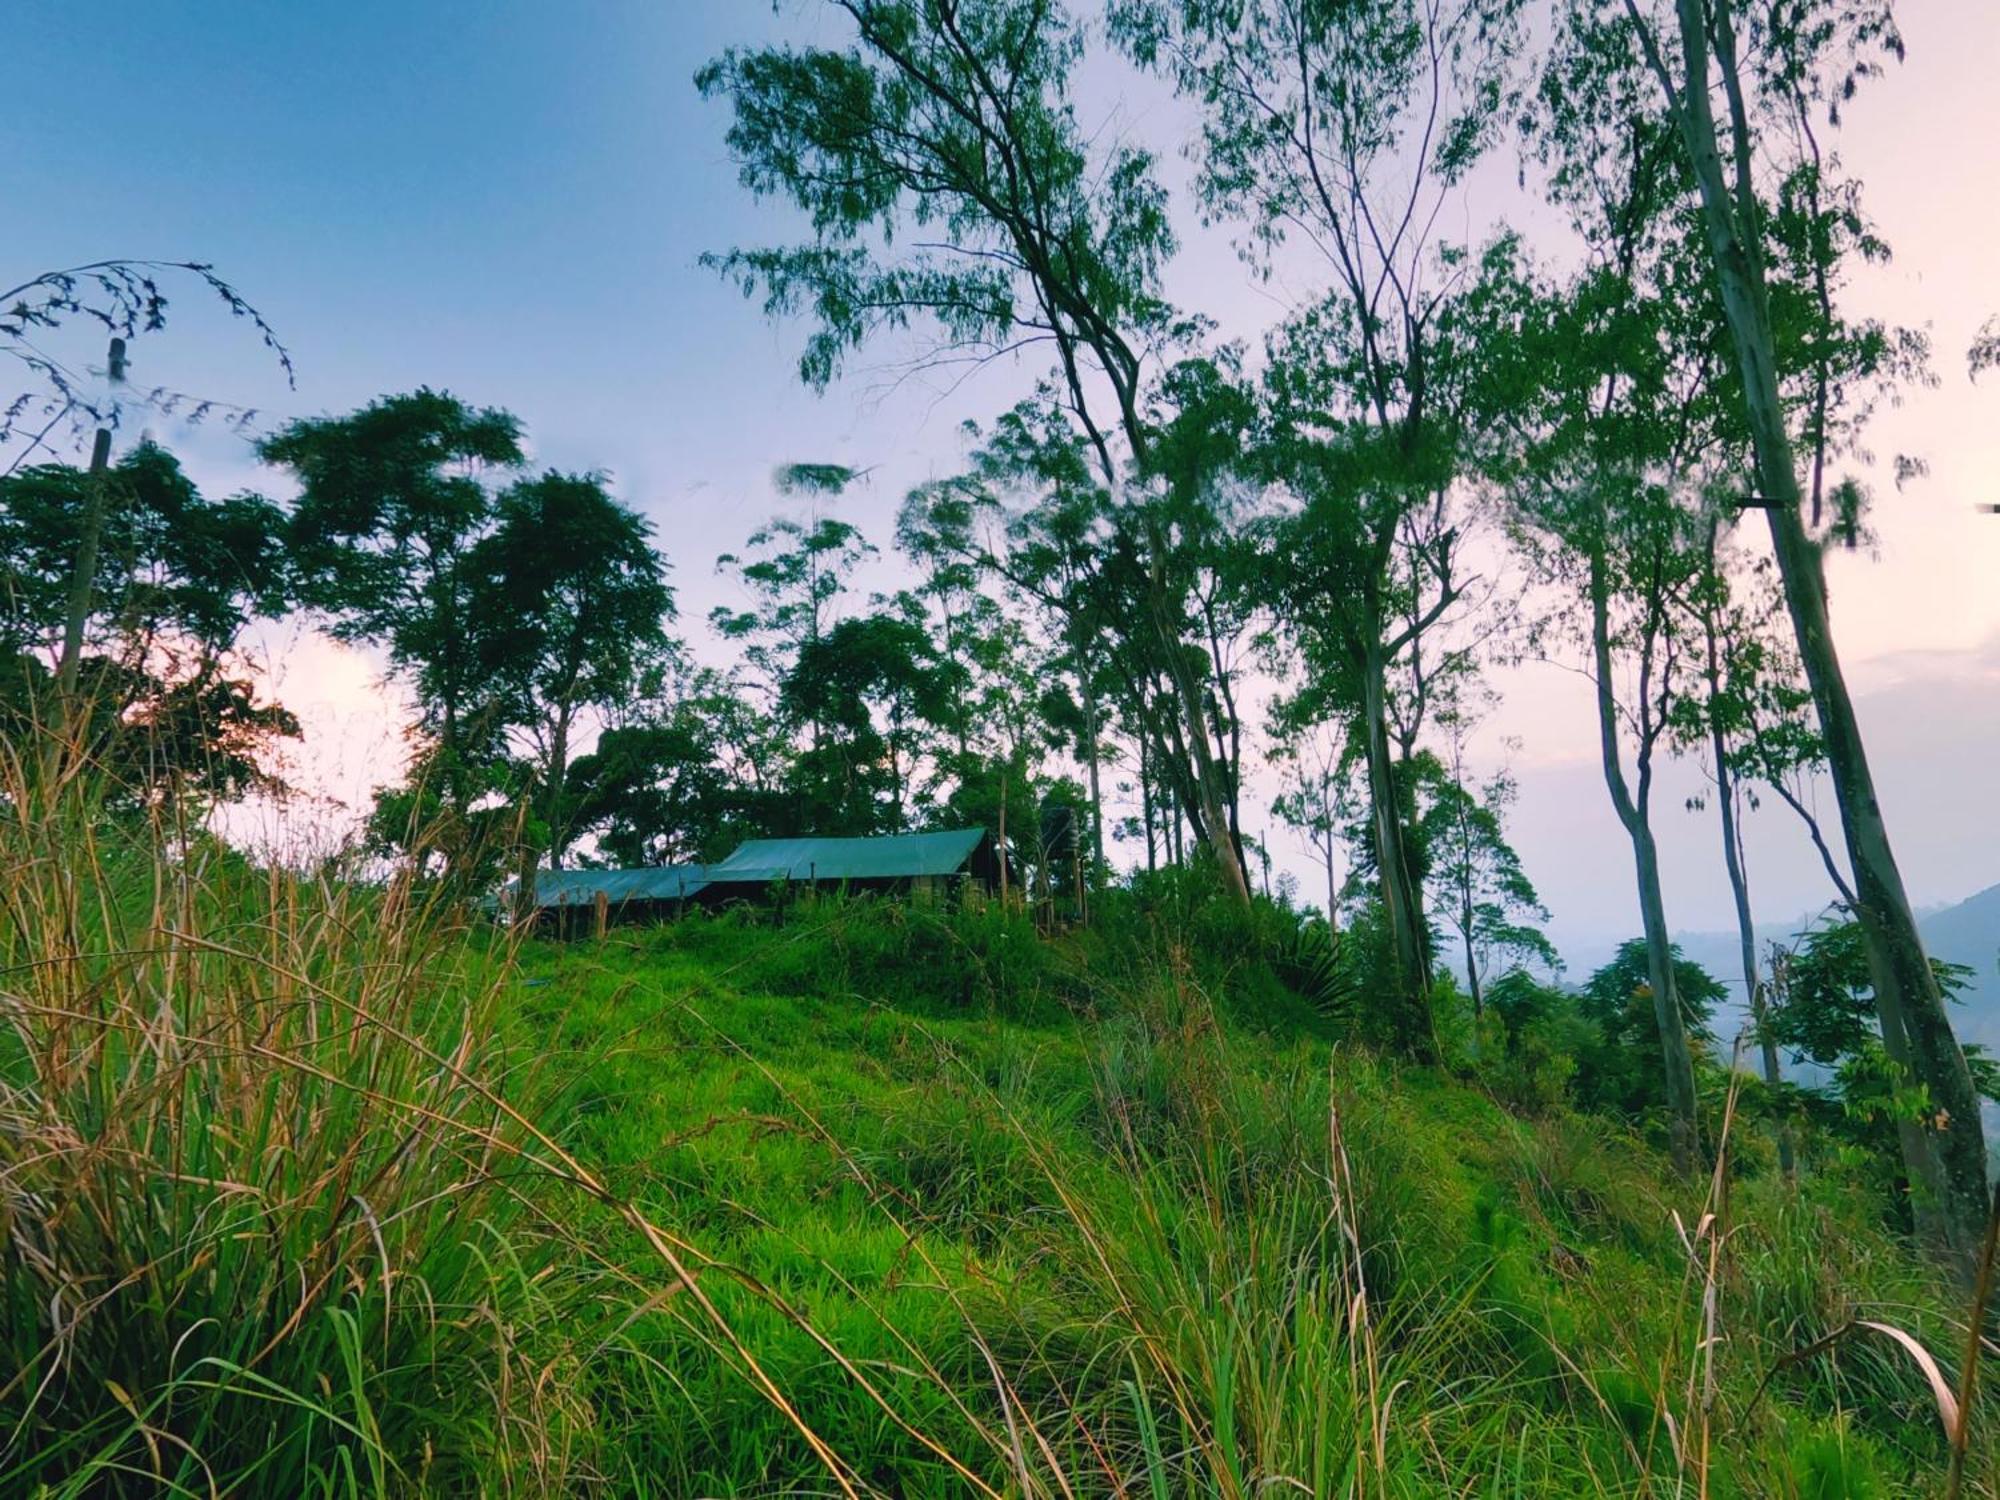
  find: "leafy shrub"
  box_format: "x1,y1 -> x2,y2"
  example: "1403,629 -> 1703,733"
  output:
1482,968 -> 1596,1115
1271,916 -> 1359,1026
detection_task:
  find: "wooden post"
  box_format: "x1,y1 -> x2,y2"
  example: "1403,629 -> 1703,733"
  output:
1035,821 -> 1052,935
997,773 -> 1010,908
593,888 -> 609,941
57,337 -> 126,701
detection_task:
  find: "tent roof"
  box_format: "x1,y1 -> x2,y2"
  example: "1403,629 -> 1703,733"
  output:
505,865 -> 709,909
706,828 -> 986,884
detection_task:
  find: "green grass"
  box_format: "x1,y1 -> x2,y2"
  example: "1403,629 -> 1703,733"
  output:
489,900 -> 1987,1495
2,769 -> 1990,1495
0,788 -> 597,1493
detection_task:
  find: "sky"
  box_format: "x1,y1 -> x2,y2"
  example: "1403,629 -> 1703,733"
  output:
6,0 -> 1997,955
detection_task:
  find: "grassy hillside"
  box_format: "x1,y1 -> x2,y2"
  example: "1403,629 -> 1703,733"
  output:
509,903 -> 1983,1496
1,801 -> 1991,1494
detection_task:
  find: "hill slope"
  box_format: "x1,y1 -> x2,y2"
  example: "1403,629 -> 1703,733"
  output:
490,899 -> 1975,1495
5,818 -> 1981,1496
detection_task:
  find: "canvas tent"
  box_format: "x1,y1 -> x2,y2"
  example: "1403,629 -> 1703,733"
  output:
702,828 -> 998,901
494,829 -> 1001,932
498,864 -> 709,928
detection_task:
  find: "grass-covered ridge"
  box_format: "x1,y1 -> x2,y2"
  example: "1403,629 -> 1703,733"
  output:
0,792 -> 1986,1494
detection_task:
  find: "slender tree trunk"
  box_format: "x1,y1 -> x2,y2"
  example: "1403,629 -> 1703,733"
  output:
1150,686 -> 1205,848
1701,602 -> 1795,1175
888,710 -> 906,833
1144,524 -> 1251,908
1462,890 -> 1483,1019
1715,756 -> 1794,1174
998,769 -> 1010,906
1204,611 -> 1251,878
1590,548 -> 1698,1172
1168,650 -> 1251,904
1630,818 -> 1698,1174
441,697 -> 460,803
545,704 -> 577,871
1139,731 -> 1158,876
56,338 -> 126,726
944,598 -> 969,766
1449,746 -> 1484,1018
438,554 -> 496,891
1208,686 -> 1252,884
519,708 -> 574,921
57,430 -> 115,700
1658,0 -> 1985,1263
1772,502 -> 1977,1240
1362,639 -> 1434,1028
1079,658 -> 1105,879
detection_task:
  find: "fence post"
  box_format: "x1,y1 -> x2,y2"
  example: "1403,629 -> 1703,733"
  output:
998,774 -> 1010,909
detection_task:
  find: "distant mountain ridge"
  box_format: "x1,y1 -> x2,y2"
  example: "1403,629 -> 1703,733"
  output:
1555,881 -> 2000,1068
1920,881 -> 2000,1046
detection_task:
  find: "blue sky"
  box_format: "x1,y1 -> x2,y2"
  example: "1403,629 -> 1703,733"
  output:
6,4 -> 862,501
8,1 -> 1999,949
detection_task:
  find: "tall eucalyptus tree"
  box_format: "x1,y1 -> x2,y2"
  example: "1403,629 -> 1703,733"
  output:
1677,524 -> 1808,1174
1516,460 -> 1712,1167
1114,0 -> 1526,1019
1421,729 -> 1559,1018
712,470 -> 878,739
697,0 -> 1253,904
911,406 -> 1125,873
1555,0 -> 1986,1264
